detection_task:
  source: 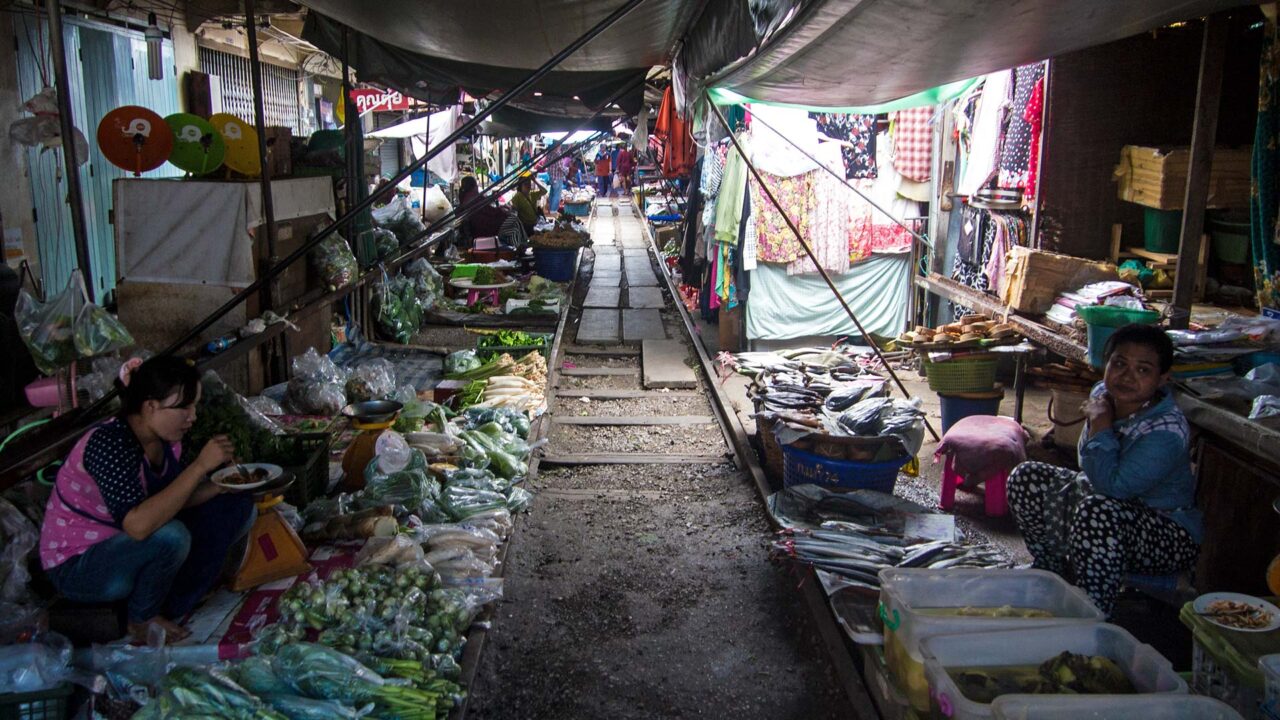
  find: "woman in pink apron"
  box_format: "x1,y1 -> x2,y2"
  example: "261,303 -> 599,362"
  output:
39,356 -> 254,641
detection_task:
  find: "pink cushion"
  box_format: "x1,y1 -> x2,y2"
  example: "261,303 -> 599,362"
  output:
934,416 -> 1028,481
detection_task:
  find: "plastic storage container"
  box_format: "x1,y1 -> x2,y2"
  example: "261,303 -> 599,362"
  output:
922,623 -> 1187,720
879,568 -> 1105,714
1047,388 -> 1090,451
938,389 -> 1004,434
1259,654 -> 1280,720
1145,207 -> 1183,253
1209,213 -> 1252,265
781,444 -> 908,493
992,694 -> 1242,719
1075,305 -> 1161,370
0,681 -> 73,720
1181,601 -> 1280,719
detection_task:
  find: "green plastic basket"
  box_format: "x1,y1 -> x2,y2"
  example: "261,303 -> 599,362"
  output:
264,431 -> 330,508
922,354 -> 999,394
0,682 -> 73,720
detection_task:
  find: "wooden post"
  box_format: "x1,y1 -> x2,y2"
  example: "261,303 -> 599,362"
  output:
1171,14 -> 1227,328
45,0 -> 92,301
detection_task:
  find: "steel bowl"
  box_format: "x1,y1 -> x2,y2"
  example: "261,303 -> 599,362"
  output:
341,399 -> 404,423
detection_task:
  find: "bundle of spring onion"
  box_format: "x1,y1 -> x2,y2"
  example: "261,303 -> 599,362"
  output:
268,643 -> 462,719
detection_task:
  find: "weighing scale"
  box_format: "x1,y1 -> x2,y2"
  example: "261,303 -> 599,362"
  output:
96,106 -> 172,176
340,400 -> 403,493
231,471 -> 313,592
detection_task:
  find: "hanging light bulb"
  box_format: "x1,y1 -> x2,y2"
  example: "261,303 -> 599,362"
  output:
145,13 -> 164,80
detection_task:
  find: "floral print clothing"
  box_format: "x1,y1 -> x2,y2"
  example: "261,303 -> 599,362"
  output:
998,62 -> 1047,190
751,170 -> 813,264
810,112 -> 877,179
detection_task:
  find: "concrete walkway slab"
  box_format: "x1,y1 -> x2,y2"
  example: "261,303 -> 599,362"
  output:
577,309 -> 620,344
593,255 -> 621,273
642,339 -> 697,389
622,309 -> 665,341
590,273 -> 621,288
626,286 -> 664,309
625,269 -> 658,287
584,287 -> 621,308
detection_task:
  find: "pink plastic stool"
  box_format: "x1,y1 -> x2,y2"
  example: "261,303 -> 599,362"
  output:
465,287 -> 502,306
939,455 -> 1009,517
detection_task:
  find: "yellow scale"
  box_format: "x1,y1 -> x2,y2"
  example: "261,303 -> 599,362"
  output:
341,417 -> 396,493
232,486 -> 312,592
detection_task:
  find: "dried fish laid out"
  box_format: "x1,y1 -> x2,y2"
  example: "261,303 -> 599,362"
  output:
766,485 -> 1008,592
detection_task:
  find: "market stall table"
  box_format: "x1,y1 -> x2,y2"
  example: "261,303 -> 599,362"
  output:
449,277 -> 516,306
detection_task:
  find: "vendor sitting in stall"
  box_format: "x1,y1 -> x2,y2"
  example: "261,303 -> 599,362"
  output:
1007,324 -> 1202,616
511,175 -> 544,238
458,175 -> 509,244
39,356 -> 255,641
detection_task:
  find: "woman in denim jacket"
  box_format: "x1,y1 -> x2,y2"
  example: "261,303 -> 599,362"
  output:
1008,324 -> 1202,616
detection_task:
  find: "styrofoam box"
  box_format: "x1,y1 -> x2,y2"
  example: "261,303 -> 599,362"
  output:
879,568 -> 1105,713
992,694 -> 1243,719
922,623 -> 1187,720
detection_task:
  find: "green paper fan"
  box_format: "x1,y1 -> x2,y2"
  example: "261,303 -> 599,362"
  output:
165,113 -> 225,175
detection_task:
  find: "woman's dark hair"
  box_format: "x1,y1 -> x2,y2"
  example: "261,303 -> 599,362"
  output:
459,176 -> 478,194
1103,323 -> 1174,373
117,356 -> 200,416
516,176 -> 532,191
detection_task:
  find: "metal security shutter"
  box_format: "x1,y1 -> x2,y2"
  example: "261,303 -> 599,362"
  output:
374,112 -> 402,179
199,47 -> 301,133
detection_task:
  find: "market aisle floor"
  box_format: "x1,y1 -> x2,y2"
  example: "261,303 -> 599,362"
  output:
467,199 -> 849,718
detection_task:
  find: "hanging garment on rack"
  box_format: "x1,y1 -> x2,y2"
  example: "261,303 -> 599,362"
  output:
848,132 -> 918,263
1023,77 -> 1047,206
998,62 -> 1046,190
680,157 -> 705,285
751,170 -> 813,263
891,107 -> 934,183
751,104 -> 825,178
957,70 -> 1012,196
810,112 -> 877,179
655,86 -> 696,178
789,168 -> 852,276
715,143 -> 750,245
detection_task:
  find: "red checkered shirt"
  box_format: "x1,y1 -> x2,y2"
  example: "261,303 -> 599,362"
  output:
892,107 -> 933,182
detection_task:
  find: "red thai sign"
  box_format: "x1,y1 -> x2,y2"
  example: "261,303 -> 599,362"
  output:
349,88 -> 417,113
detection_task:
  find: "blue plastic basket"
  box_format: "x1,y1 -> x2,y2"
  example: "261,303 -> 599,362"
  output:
781,444 -> 908,493
532,248 -> 578,282
563,201 -> 592,216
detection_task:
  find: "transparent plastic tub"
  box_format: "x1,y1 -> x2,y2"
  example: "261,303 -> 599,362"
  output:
922,623 -> 1187,720
879,568 -> 1104,713
1260,654 -> 1280,720
992,694 -> 1243,719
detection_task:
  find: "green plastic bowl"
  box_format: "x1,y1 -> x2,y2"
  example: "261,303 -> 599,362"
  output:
1075,305 -> 1161,328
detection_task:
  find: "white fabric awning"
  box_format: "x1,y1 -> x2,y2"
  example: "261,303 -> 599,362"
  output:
369,107 -> 461,183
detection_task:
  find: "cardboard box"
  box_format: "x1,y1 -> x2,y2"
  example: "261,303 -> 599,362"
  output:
1000,247 -> 1119,314
655,225 -> 679,250
1114,145 -> 1251,210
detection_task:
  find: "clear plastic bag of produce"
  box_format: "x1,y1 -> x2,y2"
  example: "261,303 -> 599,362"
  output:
372,195 -> 428,245
302,492 -> 354,525
92,631 -> 172,702
404,258 -> 444,300
360,449 -> 439,510
356,535 -> 425,567
834,396 -> 925,457
372,273 -> 424,344
462,406 -> 531,438
425,546 -> 494,580
345,358 -> 396,403
458,508 -> 513,539
373,431 -> 413,474
286,348 -> 349,415
371,227 -> 399,261
505,486 -> 534,513
262,693 -> 371,719
135,666 -> 281,720
445,350 -> 482,375
73,278 -> 134,358
15,273 -> 82,375
410,523 -> 501,552
270,643 -> 387,704
245,395 -> 285,417
0,498 -> 37,604
311,234 -> 359,290
442,485 -> 510,520
186,372 -> 286,462
0,631 -> 70,693
444,467 -> 507,493
231,655 -> 295,697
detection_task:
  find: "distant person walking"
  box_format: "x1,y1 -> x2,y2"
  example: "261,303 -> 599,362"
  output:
594,150 -> 612,197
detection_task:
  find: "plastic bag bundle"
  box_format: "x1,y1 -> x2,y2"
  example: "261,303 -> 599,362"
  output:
310,235 -> 359,290
403,259 -> 444,312
372,196 -> 427,245
371,227 -> 399,261
836,397 -> 926,457
73,286 -> 134,358
421,185 -> 452,223
445,350 -> 481,376
286,348 -> 348,415
15,276 -> 82,375
0,632 -> 71,694
186,372 -> 286,461
0,499 -> 37,605
372,274 -> 425,344
360,449 -> 439,511
344,358 -> 396,403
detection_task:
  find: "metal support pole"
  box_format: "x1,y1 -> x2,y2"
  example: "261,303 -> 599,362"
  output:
45,0 -> 93,301
244,0 -> 277,264
158,0 -> 645,357
341,26 -> 359,235
706,95 -> 940,442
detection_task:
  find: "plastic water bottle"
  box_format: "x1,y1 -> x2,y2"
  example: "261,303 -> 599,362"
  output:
205,335 -> 236,354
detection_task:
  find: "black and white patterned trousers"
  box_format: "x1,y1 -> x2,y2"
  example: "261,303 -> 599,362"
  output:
1007,461 -> 1199,616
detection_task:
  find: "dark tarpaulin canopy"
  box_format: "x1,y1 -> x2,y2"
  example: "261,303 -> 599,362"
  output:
301,12 -> 647,114
480,105 -> 618,138
680,0 -> 1257,108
